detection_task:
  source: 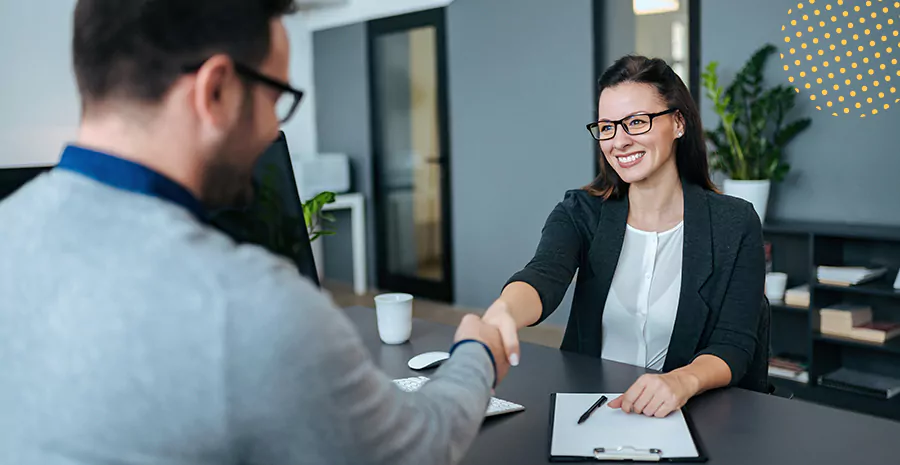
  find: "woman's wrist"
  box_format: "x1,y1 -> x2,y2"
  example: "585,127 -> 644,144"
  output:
484,299 -> 512,323
673,354 -> 731,397
675,369 -> 703,398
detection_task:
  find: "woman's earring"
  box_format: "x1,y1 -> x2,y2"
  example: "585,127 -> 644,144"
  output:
677,131 -> 683,138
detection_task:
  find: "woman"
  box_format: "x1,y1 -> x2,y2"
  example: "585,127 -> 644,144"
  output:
483,55 -> 767,418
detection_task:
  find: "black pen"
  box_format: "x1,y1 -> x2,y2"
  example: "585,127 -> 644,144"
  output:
577,395 -> 608,424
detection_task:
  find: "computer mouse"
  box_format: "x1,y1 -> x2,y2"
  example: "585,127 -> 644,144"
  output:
408,351 -> 450,370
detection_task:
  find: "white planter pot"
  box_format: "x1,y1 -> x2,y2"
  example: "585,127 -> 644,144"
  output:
723,179 -> 771,223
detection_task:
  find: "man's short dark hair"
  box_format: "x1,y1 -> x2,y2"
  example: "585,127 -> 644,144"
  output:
73,0 -> 296,106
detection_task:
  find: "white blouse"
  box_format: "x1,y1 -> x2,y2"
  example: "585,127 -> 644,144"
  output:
600,221 -> 684,371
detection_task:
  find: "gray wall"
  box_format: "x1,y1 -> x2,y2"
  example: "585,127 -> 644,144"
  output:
312,23 -> 378,285
447,0 -> 594,325
701,0 -> 900,224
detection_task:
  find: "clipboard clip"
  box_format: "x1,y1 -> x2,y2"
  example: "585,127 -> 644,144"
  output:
592,446 -> 662,462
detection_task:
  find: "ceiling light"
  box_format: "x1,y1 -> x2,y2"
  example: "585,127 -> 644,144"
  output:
633,0 -> 680,15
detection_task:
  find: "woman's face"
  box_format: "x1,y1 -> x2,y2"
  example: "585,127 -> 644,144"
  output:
597,82 -> 684,186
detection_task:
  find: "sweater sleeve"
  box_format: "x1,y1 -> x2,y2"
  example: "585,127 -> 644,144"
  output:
225,258 -> 494,465
505,192 -> 584,325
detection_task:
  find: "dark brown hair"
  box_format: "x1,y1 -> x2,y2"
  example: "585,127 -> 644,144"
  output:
73,0 -> 297,107
585,55 -> 717,199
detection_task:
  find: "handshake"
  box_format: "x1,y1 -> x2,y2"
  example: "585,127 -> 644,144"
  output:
452,302 -> 521,387
453,301 -> 698,419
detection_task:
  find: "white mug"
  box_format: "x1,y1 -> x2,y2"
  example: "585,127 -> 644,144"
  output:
765,272 -> 788,302
374,293 -> 413,345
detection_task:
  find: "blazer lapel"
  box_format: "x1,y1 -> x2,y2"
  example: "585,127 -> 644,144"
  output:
664,181 -> 713,371
588,194 -> 628,286
584,194 -> 628,356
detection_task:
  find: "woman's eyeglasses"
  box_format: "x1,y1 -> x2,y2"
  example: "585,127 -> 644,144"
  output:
586,108 -> 677,141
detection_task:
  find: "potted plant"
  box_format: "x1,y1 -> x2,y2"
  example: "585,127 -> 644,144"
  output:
701,44 -> 812,223
302,190 -> 337,242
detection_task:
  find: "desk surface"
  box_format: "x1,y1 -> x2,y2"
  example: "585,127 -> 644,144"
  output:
343,306 -> 900,465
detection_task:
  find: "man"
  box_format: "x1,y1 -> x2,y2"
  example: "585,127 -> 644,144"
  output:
0,1 -> 510,464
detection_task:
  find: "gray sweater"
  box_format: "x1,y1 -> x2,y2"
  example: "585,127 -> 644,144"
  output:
0,170 -> 494,465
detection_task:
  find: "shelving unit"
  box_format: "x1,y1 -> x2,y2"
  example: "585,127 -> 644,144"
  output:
813,281 -> 900,298
770,302 -> 809,315
764,220 -> 900,422
813,333 -> 900,356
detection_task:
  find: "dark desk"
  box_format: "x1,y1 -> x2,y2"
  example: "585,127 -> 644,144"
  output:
343,306 -> 900,465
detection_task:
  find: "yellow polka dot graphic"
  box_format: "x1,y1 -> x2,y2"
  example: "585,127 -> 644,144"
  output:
782,0 -> 900,117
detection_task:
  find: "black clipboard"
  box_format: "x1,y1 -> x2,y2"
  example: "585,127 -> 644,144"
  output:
548,393 -> 708,462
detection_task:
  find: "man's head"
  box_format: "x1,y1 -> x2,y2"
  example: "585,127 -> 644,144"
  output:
72,0 -> 298,208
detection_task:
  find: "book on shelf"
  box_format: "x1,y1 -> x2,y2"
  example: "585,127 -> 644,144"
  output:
768,356 -> 809,383
783,284 -> 810,308
816,266 -> 887,287
842,322 -> 900,344
818,367 -> 900,400
819,304 -> 900,343
819,304 -> 872,334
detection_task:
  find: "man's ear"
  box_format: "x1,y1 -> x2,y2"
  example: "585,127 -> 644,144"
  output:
192,54 -> 242,130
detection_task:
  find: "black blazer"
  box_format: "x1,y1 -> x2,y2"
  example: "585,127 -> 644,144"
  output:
507,181 -> 769,392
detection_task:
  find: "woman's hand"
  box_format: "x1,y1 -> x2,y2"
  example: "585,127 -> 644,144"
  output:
481,300 -> 521,367
607,371 -> 700,418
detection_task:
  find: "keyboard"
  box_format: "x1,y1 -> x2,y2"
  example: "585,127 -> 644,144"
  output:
392,376 -> 525,417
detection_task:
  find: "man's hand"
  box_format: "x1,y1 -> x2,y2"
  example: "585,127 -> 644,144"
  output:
454,314 -> 511,386
607,372 -> 700,418
482,300 -> 521,367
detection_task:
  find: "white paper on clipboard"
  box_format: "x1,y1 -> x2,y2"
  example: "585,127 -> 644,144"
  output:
551,393 -> 700,460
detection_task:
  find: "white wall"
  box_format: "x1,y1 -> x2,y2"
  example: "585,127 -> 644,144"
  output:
0,0 -> 80,167
282,16 -> 319,160
0,1 -> 318,167
303,0 -> 454,31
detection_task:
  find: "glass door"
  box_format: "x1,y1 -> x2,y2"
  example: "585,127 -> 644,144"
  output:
368,8 -> 453,302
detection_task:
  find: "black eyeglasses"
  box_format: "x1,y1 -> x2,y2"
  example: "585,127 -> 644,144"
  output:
586,108 -> 678,141
183,61 -> 304,124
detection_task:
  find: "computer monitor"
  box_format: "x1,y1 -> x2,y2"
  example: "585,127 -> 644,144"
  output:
0,165 -> 53,201
208,131 -> 320,287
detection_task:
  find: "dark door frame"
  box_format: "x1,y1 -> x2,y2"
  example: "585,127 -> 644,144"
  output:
591,0 -> 701,175
688,0 -> 702,102
366,8 -> 455,303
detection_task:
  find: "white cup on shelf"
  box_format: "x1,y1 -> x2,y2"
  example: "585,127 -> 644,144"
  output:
765,272 -> 788,302
374,293 -> 413,345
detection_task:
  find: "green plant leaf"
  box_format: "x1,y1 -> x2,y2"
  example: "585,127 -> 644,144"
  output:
309,230 -> 337,242
774,118 -> 812,147
701,43 -> 811,182
772,162 -> 790,183
303,191 -> 337,241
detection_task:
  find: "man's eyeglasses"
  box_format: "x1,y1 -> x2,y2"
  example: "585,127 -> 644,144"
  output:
183,61 -> 304,124
586,108 -> 678,141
